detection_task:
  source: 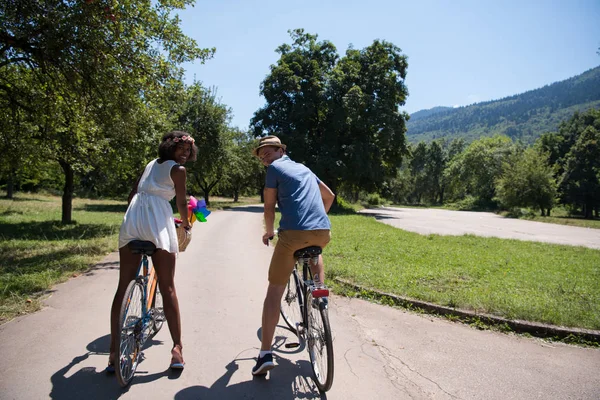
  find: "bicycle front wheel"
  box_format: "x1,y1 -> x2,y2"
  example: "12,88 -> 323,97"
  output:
280,271 -> 303,334
116,280 -> 144,387
306,293 -> 334,392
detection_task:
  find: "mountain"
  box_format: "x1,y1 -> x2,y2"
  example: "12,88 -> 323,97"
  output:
405,66 -> 600,144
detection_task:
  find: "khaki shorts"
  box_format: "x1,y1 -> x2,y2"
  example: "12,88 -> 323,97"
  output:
269,229 -> 331,285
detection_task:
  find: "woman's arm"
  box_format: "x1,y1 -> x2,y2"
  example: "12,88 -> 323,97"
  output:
171,165 -> 190,229
127,172 -> 143,205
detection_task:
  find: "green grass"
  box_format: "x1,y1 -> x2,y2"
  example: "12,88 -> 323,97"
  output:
0,193 -> 123,322
2,193 -> 599,333
208,195 -> 261,210
325,214 -> 600,330
508,207 -> 600,230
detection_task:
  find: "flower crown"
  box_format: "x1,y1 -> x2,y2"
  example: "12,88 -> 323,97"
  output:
169,135 -> 195,144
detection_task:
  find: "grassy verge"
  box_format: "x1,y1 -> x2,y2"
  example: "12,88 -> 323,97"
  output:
0,193 -> 123,322
325,214 -> 600,331
501,207 -> 600,230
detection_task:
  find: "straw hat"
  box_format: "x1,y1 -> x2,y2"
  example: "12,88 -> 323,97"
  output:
253,135 -> 287,157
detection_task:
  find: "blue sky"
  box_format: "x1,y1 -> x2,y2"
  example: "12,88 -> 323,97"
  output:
178,0 -> 600,129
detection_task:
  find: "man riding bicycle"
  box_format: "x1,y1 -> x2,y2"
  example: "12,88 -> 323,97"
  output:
252,135 -> 335,376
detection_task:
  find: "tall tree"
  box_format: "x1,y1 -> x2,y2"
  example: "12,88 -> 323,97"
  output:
496,147 -> 557,216
559,125 -> 600,218
178,84 -> 231,205
538,108 -> 600,217
444,135 -> 516,208
1,0 -> 213,222
251,29 -> 409,196
221,129 -> 263,202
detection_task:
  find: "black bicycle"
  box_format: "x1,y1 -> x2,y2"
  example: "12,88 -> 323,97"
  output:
280,246 -> 334,392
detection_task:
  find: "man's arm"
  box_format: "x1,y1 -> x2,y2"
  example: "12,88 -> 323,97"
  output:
318,181 -> 335,213
263,187 -> 277,245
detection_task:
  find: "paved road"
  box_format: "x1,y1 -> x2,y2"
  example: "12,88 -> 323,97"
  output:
0,207 -> 599,399
360,206 -> 600,249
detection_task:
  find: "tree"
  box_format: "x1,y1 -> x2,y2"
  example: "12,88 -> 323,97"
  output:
559,125 -> 600,218
538,108 -> 600,217
444,135 -> 516,208
178,84 -> 231,205
1,0 -> 213,222
328,39 -> 410,193
251,29 -> 409,197
496,147 -> 557,216
424,141 -> 445,203
221,129 -> 263,202
409,142 -> 427,204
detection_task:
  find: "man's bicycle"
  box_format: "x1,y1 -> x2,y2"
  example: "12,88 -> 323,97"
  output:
280,246 -> 334,392
116,240 -> 165,387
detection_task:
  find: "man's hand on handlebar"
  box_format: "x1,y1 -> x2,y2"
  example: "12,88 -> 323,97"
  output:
262,232 -> 275,246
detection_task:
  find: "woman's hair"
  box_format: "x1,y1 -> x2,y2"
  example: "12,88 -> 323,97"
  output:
158,131 -> 198,162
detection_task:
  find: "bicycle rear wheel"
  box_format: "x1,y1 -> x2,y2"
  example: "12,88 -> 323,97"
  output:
280,270 -> 303,334
150,286 -> 164,335
306,293 -> 334,392
116,280 -> 144,387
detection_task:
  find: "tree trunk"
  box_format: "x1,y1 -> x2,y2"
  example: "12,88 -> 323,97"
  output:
5,168 -> 14,199
233,189 -> 239,202
584,202 -> 593,219
59,160 -> 74,224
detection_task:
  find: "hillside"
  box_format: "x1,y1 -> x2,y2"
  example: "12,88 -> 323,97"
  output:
405,66 -> 600,144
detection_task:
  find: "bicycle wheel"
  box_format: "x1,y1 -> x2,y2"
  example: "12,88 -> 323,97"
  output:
280,271 -> 303,334
306,293 -> 334,392
150,285 -> 164,335
116,280 -> 144,387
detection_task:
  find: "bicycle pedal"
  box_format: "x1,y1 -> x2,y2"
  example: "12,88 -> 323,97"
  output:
285,343 -> 300,349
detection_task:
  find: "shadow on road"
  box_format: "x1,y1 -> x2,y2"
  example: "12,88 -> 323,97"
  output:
175,355 -> 326,400
220,205 -> 265,214
49,334 -> 173,399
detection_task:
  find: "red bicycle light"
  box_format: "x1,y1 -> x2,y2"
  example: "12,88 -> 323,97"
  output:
312,288 -> 329,298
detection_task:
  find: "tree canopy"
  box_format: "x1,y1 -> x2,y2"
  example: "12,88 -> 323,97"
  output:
251,29 -> 410,195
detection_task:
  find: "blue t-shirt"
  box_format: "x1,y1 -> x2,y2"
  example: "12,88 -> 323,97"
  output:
265,155 -> 331,231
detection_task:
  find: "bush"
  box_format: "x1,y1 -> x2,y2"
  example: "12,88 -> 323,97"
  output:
366,193 -> 383,206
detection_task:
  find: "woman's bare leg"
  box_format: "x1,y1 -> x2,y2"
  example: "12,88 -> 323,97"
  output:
152,249 -> 183,363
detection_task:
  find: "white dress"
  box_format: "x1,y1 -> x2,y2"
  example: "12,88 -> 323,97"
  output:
118,159 -> 180,254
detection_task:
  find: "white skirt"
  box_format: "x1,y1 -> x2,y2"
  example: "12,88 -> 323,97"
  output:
118,192 -> 178,254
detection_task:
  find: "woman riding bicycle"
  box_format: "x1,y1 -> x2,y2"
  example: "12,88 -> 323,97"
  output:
107,131 -> 197,372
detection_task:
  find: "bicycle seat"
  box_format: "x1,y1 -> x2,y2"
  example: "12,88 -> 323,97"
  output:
294,246 -> 322,258
128,240 -> 157,256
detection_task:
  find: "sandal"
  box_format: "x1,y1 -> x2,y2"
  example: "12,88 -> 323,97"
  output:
170,345 -> 185,370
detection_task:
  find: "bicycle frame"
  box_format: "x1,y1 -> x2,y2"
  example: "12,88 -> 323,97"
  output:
123,255 -> 158,344
292,256 -> 329,334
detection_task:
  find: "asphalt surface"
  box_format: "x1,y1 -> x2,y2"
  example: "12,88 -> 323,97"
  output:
0,206 -> 599,399
360,207 -> 600,249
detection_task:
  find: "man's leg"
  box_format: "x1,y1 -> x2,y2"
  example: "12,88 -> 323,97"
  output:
260,283 -> 286,351
253,283 -> 285,375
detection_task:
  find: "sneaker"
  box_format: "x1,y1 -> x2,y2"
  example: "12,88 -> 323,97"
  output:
252,353 -> 275,376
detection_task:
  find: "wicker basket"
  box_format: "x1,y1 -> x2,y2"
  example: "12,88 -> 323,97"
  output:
176,225 -> 192,252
